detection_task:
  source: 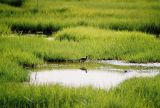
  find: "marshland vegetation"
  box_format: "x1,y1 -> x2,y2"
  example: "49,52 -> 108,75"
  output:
0,0 -> 160,107
0,0 -> 160,35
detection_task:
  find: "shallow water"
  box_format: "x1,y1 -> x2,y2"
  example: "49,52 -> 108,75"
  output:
30,67 -> 159,89
101,60 -> 160,67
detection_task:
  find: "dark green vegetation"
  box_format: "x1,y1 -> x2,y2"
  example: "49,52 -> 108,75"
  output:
0,0 -> 160,108
0,0 -> 24,7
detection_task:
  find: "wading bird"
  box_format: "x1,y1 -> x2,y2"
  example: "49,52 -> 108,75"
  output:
79,56 -> 88,62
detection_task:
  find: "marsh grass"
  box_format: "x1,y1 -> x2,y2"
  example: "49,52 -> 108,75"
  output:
0,0 -> 160,107
0,58 -> 28,82
0,23 -> 11,35
0,27 -> 160,82
0,75 -> 160,108
0,0 -> 160,34
55,27 -> 160,63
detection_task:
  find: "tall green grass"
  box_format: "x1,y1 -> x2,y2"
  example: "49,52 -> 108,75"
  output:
0,75 -> 160,108
0,23 -> 11,35
55,27 -> 160,62
0,0 -> 160,34
0,28 -> 160,82
0,0 -> 160,107
0,58 -> 27,82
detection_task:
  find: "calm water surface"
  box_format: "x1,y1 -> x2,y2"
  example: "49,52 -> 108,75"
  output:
30,62 -> 159,89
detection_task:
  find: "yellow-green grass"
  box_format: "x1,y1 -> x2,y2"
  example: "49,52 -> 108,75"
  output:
0,0 -> 160,107
55,27 -> 160,62
0,27 -> 160,82
0,75 -> 160,108
0,0 -> 160,35
0,23 -> 11,35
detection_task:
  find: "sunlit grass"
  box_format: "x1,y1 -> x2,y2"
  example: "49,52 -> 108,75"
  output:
0,0 -> 160,107
0,28 -> 159,82
0,75 -> 160,108
55,27 -> 160,62
0,0 -> 160,34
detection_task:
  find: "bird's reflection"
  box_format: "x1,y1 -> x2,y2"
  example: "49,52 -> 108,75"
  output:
80,67 -> 88,73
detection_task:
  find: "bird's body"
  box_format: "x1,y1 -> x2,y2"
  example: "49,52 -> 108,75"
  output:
79,56 -> 88,62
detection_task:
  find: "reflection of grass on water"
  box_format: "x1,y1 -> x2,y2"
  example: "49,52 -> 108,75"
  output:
30,61 -> 105,71
30,61 -> 160,72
